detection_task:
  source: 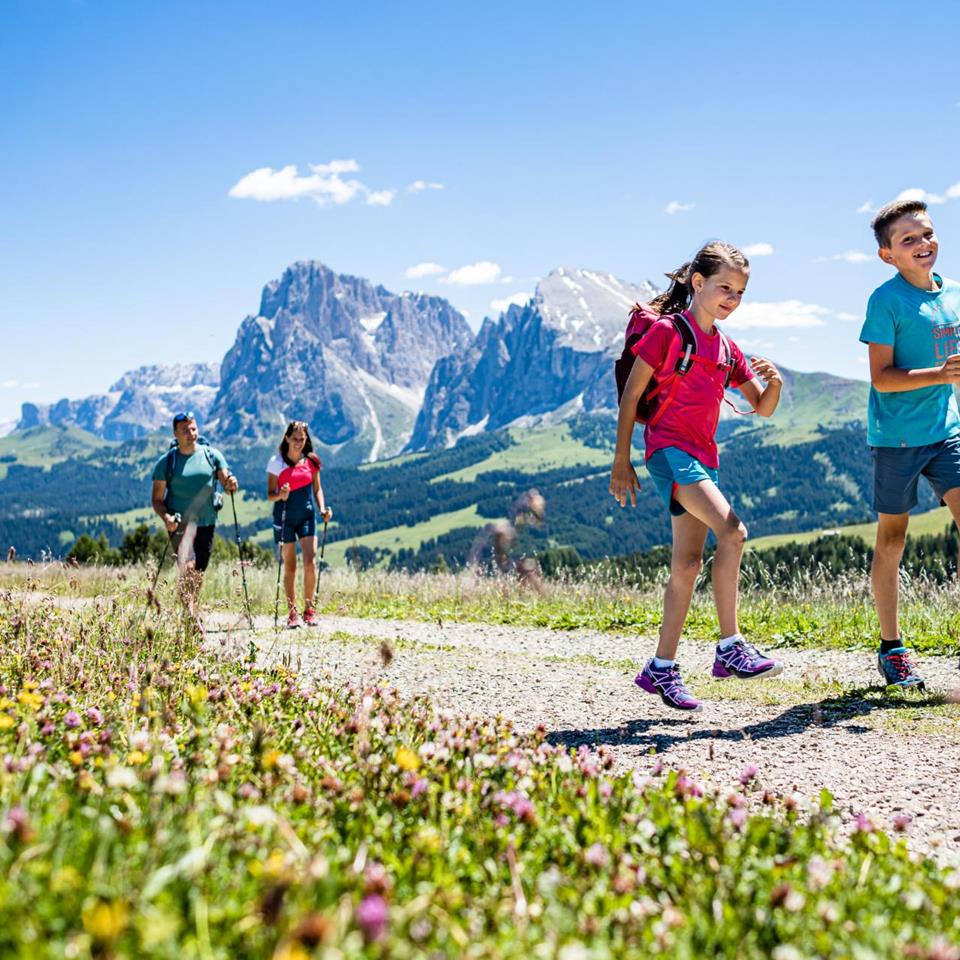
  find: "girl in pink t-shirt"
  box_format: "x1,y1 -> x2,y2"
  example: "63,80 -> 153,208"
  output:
609,241 -> 784,712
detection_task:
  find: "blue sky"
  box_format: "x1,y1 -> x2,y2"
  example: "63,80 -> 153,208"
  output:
3,0 -> 960,424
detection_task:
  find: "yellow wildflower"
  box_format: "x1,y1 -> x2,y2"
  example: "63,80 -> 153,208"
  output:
396,746 -> 420,772
0,715 -> 15,731
262,749 -> 280,771
17,690 -> 43,711
69,750 -> 84,767
127,751 -> 148,766
82,899 -> 129,942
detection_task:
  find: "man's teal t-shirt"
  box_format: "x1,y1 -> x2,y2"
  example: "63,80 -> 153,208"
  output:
151,445 -> 228,526
859,272 -> 960,447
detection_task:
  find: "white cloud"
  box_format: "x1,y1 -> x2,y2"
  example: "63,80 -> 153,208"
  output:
664,200 -> 695,215
228,159 -> 398,207
2,379 -> 40,389
366,189 -> 396,206
405,262 -> 446,279
947,182 -> 960,199
856,200 -> 876,215
443,261 -> 502,285
742,242 -> 774,257
490,292 -> 532,313
722,300 -> 831,330
836,311 -> 860,322
896,187 -> 946,205
408,180 -> 445,192
856,356 -> 869,365
820,250 -> 872,264
2,380 -> 17,389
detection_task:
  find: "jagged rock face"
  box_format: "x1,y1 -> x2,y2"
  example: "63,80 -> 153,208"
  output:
18,363 -> 221,440
209,262 -> 472,458
409,267 -> 658,448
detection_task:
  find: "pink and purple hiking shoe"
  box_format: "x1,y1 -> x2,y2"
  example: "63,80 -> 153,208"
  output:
712,636 -> 783,680
635,660 -> 702,712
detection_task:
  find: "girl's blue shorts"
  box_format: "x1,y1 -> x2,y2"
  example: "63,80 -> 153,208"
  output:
646,447 -> 718,517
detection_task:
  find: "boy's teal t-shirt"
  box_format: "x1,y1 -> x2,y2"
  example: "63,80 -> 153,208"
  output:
151,446 -> 228,525
859,272 -> 960,447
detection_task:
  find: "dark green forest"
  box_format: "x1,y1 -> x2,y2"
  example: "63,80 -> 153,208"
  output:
0,420 -> 944,577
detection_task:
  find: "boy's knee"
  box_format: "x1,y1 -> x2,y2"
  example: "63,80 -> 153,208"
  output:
876,527 -> 907,554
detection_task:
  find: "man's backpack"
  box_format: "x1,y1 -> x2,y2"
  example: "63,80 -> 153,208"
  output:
163,437 -> 223,513
614,303 -> 732,426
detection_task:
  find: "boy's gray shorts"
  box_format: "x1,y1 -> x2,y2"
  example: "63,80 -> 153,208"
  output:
871,434 -> 960,515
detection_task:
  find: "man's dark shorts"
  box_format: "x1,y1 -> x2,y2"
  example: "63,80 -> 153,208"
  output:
872,434 -> 960,515
169,524 -> 216,571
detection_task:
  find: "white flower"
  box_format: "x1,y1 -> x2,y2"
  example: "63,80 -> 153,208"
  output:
106,766 -> 139,789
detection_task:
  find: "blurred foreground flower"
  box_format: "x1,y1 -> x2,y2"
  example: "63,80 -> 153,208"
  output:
356,894 -> 389,943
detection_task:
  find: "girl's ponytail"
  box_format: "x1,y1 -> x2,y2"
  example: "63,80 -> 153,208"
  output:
648,262 -> 693,316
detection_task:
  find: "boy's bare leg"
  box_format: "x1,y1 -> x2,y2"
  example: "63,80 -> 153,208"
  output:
943,488 -> 960,577
656,512 -> 708,660
673,480 -> 747,639
872,512 -> 909,641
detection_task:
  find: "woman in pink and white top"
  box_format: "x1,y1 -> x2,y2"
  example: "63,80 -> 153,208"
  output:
610,241 -> 784,712
266,421 -> 333,628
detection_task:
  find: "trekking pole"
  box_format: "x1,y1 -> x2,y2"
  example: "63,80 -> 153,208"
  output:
310,512 -> 330,610
149,513 -> 181,595
274,497 -> 288,631
229,491 -> 254,628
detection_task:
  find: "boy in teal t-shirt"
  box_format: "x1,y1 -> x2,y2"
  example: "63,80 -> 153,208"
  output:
150,412 -> 238,616
859,199 -> 960,689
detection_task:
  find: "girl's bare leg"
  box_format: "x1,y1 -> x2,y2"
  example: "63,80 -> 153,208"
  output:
656,512 -> 708,660
673,480 -> 747,639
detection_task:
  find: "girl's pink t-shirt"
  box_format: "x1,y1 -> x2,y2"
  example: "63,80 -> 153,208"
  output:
633,315 -> 754,469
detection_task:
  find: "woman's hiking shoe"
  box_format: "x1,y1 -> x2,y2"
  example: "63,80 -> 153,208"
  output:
878,646 -> 925,690
287,608 -> 303,630
712,637 -> 783,680
303,607 -> 320,627
635,660 -> 702,712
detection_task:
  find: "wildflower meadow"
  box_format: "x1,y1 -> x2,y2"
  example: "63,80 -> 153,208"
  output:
2,569 -> 960,958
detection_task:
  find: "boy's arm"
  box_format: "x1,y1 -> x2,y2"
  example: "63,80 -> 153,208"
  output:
868,343 -> 960,392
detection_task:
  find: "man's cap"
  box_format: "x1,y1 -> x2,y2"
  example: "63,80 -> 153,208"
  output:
173,411 -> 196,428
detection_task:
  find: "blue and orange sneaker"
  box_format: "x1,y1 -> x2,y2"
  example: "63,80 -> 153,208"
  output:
712,636 -> 783,680
878,646 -> 925,690
635,660 -> 702,712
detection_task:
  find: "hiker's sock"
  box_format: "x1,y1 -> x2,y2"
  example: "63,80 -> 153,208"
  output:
879,638 -> 903,654
718,634 -> 741,651
652,657 -> 675,670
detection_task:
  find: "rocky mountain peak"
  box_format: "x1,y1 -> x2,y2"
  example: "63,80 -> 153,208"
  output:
534,267 -> 658,351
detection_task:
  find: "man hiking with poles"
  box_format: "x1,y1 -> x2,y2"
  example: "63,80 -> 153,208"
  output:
150,412 -> 239,623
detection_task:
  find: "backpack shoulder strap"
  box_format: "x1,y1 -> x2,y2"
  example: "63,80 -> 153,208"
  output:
164,446 -> 178,484
716,326 -> 733,387
669,312 -> 698,375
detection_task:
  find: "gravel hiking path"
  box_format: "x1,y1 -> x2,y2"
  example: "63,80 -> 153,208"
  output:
205,611 -> 960,865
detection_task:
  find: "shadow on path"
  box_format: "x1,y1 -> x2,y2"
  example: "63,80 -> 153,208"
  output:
545,686 -> 945,753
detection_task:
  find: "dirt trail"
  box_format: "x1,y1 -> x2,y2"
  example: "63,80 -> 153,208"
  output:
207,611 -> 960,865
